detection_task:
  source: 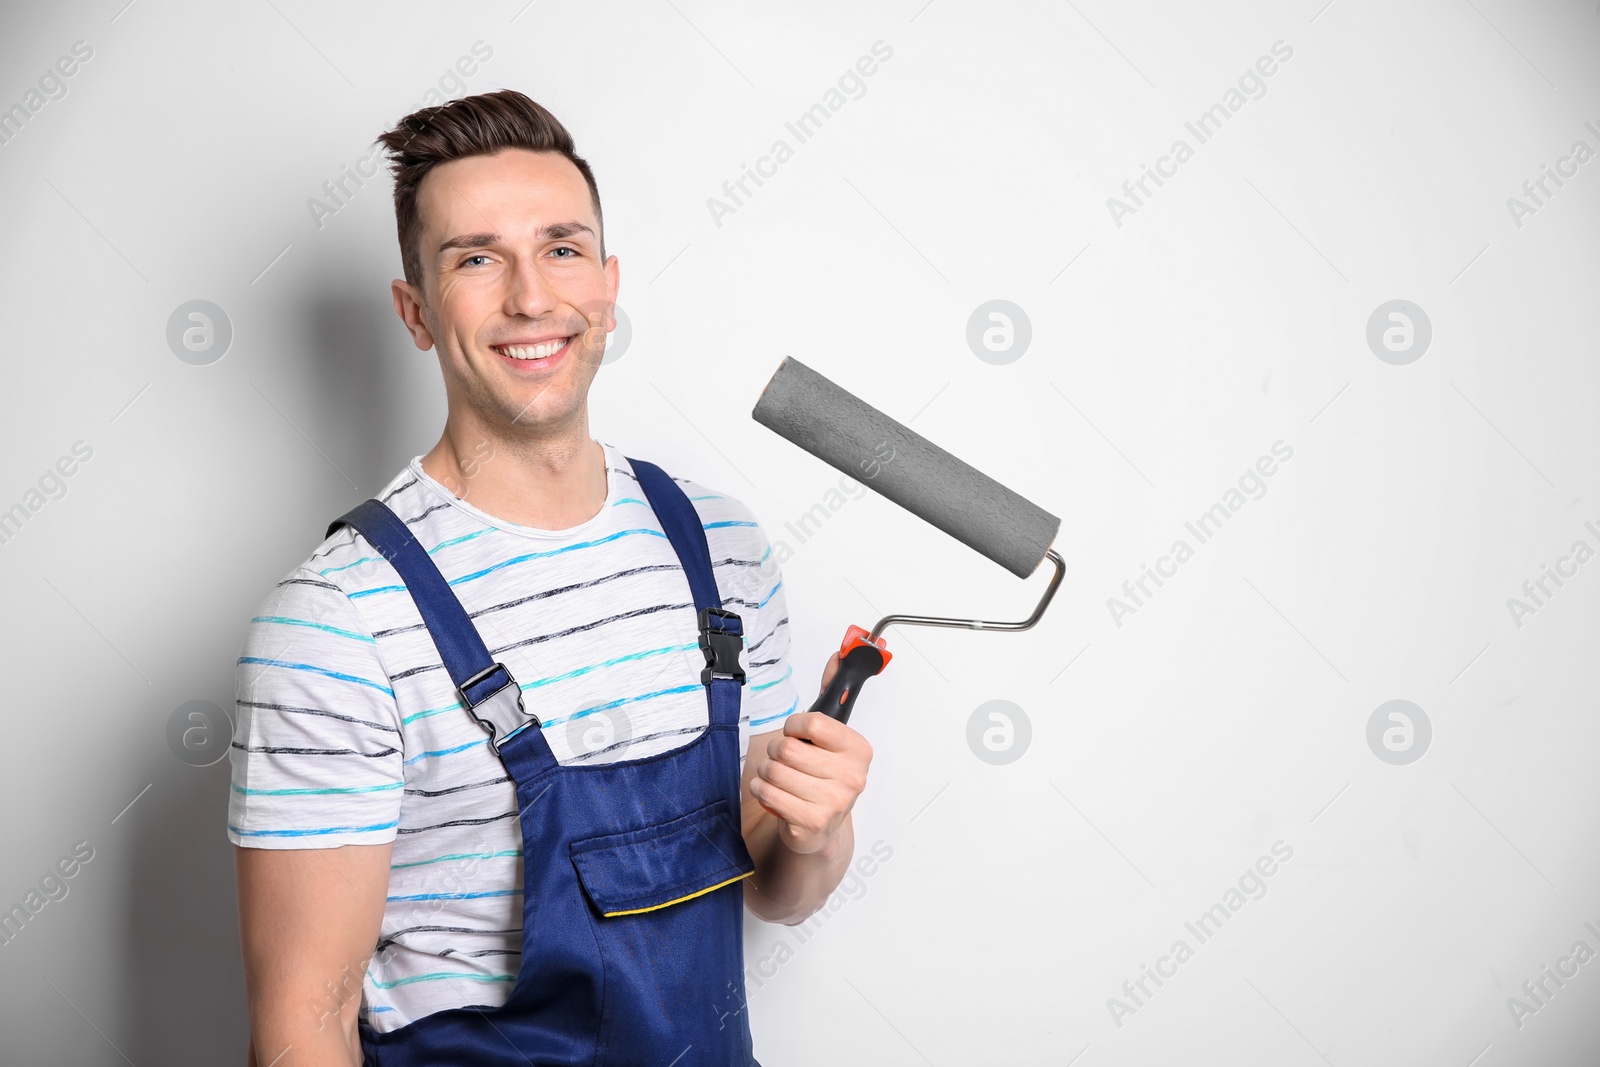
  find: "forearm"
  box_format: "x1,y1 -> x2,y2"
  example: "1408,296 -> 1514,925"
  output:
742,808 -> 855,924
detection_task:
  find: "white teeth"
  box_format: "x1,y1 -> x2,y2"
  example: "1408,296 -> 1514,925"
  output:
498,338 -> 569,360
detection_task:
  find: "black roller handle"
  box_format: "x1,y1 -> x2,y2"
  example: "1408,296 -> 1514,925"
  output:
804,629 -> 890,731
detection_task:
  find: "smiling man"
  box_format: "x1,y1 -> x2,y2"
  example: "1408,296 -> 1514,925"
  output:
230,89 -> 872,1067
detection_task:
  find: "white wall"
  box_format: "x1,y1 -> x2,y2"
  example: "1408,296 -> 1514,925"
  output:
0,0 -> 1596,1063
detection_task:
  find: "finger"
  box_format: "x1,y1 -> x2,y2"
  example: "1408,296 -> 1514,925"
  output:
756,754 -> 835,805
748,776 -> 815,827
764,730 -> 838,777
764,716 -> 844,767
783,710 -> 863,754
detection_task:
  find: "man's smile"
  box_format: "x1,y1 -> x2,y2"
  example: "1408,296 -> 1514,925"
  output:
488,334 -> 576,368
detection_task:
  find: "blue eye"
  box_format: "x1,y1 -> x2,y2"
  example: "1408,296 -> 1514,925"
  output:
462,254 -> 491,267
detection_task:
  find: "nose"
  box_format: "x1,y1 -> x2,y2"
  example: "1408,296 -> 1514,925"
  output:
503,253 -> 559,321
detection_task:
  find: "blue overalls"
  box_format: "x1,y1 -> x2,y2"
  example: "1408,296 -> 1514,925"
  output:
327,458 -> 762,1066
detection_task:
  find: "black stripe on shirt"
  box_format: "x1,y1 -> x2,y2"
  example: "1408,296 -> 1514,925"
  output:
376,925 -> 521,950
388,600 -> 695,681
277,576 -> 343,593
396,810 -> 519,834
370,564 -> 683,640
401,500 -> 453,525
236,699 -> 401,735
231,741 -> 399,758
380,475 -> 419,503
308,532 -> 360,562
745,618 -> 789,655
404,775 -> 512,798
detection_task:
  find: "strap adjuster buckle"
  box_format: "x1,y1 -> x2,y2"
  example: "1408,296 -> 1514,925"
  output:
457,661 -> 538,748
698,607 -> 746,686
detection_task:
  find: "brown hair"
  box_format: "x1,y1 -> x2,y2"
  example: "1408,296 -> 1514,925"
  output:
374,89 -> 605,291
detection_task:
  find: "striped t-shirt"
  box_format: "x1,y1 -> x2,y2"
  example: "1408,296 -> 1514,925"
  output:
226,439 -> 801,1031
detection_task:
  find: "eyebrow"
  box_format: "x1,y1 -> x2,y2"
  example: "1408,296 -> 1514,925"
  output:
437,221 -> 595,257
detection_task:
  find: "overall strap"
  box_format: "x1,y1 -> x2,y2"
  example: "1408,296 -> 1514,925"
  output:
628,459 -> 746,729
326,500 -> 537,749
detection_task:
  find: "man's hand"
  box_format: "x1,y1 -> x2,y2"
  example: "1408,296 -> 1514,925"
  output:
740,652 -> 875,923
747,652 -> 873,858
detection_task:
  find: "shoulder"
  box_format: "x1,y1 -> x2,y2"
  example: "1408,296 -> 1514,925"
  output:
673,472 -> 782,611
671,470 -> 765,551
613,450 -> 763,538
615,451 -> 778,599
274,463 -> 431,602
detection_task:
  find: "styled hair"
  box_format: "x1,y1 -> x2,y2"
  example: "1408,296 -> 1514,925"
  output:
374,89 -> 604,290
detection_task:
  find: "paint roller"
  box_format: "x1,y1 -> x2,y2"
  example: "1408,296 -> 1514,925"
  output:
751,356 -> 1065,726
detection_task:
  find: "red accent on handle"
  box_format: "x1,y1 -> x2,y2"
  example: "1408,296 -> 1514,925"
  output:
839,623 -> 892,669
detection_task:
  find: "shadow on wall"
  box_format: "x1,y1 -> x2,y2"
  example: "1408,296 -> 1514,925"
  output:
304,277 -> 444,498
119,753 -> 246,1064
306,286 -> 434,496
115,266 -> 443,1065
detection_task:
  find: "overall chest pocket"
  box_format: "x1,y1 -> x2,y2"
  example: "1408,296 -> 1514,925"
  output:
569,797 -> 754,917
569,797 -> 757,1063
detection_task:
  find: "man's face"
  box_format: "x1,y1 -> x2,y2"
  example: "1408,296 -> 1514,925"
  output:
394,148 -> 618,436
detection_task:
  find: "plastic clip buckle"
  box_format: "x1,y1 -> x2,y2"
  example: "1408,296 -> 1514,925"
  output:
458,661 -> 537,748
698,607 -> 746,686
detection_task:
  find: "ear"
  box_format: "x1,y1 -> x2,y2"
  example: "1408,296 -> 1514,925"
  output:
391,278 -> 435,351
603,251 -> 621,316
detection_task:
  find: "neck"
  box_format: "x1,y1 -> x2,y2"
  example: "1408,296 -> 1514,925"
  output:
420,411 -> 607,530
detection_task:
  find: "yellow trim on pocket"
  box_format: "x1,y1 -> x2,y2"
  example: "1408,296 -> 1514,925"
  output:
600,870 -> 755,917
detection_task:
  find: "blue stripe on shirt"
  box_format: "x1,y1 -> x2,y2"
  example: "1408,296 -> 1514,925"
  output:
228,819 -> 399,838
447,528 -> 666,586
367,971 -> 517,989
751,665 -> 792,692
251,616 -> 375,643
430,528 -> 494,553
343,522 -> 747,599
232,781 -> 402,797
399,642 -> 698,726
751,696 -> 798,727
403,682 -> 707,764
391,849 -> 523,870
539,682 -> 703,728
322,528 -> 494,578
403,738 -> 487,767
236,657 -> 394,696
386,889 -> 523,903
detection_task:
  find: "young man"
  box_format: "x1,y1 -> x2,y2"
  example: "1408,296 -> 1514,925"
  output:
230,89 -> 873,1067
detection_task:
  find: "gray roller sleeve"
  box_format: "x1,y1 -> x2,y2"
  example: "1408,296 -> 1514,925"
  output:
751,356 -> 1060,579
